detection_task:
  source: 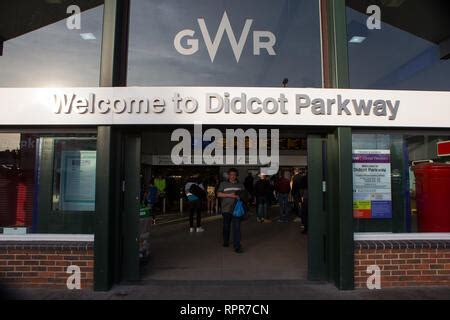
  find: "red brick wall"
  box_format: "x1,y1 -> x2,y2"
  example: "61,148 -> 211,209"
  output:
0,242 -> 93,289
355,240 -> 450,288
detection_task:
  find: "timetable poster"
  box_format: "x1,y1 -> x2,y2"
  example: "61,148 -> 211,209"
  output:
353,150 -> 392,219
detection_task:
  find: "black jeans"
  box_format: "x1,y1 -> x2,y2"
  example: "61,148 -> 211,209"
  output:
188,199 -> 202,228
300,196 -> 308,231
222,212 -> 241,249
292,191 -> 301,217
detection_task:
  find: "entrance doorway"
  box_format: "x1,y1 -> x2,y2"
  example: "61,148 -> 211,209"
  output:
118,126 -> 330,284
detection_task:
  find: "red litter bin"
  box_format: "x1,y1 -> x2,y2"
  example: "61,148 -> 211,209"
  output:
413,163 -> 450,232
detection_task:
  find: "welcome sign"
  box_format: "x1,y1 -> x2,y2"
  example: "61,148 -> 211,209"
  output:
0,87 -> 449,127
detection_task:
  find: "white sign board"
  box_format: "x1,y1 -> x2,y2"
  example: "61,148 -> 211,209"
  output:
0,87 -> 449,127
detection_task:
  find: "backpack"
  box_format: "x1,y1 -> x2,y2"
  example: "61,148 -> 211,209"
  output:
189,183 -> 206,199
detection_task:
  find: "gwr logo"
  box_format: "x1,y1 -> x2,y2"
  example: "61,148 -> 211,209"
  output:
174,11 -> 276,63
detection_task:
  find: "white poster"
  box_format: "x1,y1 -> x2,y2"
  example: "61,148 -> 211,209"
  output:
60,150 -> 96,211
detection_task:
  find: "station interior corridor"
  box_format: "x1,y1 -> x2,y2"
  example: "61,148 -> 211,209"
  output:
141,206 -> 308,281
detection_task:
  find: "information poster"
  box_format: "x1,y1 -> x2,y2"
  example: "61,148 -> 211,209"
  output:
353,150 -> 392,219
60,150 -> 96,211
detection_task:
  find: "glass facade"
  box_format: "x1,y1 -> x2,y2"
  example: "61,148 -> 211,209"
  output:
346,1 -> 450,91
353,132 -> 450,233
0,132 -> 97,234
347,1 -> 450,234
0,0 -> 448,291
0,2 -> 104,87
127,0 -> 322,87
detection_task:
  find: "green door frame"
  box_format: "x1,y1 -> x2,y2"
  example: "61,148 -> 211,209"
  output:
121,134 -> 141,282
94,0 -> 130,291
320,0 -> 354,290
307,134 -> 328,281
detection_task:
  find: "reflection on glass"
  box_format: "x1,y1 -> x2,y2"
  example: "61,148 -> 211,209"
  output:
0,3 -> 104,87
128,0 -> 322,87
346,3 -> 450,91
52,139 -> 97,212
0,132 -> 96,234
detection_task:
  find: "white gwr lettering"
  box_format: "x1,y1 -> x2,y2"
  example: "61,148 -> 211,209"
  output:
174,11 -> 277,63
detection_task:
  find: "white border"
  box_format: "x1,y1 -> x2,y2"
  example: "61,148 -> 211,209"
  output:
0,234 -> 94,242
354,232 -> 450,241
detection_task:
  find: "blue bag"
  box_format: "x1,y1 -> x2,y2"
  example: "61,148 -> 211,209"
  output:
232,199 -> 246,218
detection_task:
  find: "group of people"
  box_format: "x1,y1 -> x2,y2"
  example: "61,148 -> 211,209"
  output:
178,168 -> 245,253
243,168 -> 308,232
144,167 -> 308,254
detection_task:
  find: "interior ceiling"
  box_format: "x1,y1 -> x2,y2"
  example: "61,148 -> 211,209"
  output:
346,0 -> 450,44
0,0 -> 103,41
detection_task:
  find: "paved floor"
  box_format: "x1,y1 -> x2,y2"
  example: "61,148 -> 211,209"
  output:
5,280 -> 450,300
141,209 -> 307,281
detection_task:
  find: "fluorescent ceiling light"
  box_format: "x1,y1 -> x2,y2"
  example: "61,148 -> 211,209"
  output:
349,36 -> 366,44
80,33 -> 96,40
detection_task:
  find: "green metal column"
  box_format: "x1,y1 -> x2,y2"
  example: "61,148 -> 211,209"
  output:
307,135 -> 327,281
336,128 -> 354,290
94,0 -> 130,291
94,127 -> 114,291
121,135 -> 141,282
322,0 -> 349,89
321,0 -> 354,289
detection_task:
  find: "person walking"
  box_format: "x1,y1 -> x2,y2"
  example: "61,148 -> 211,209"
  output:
206,175 -> 217,215
299,170 -> 309,234
217,168 -> 245,253
146,180 -> 159,225
244,172 -> 254,206
184,173 -> 205,233
275,172 -> 291,223
254,173 -> 272,223
291,168 -> 303,223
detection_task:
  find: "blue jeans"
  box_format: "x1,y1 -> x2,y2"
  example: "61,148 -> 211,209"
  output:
278,193 -> 289,221
223,212 -> 241,249
256,196 -> 268,219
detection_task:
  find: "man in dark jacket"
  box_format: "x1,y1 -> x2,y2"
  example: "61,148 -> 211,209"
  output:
254,173 -> 272,223
243,172 -> 254,205
275,172 -> 291,222
299,169 -> 308,234
291,168 -> 302,223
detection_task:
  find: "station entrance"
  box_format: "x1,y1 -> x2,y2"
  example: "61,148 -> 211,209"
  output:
116,125 -> 338,285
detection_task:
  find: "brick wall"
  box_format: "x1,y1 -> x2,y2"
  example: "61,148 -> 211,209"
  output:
0,241 -> 94,289
355,240 -> 450,288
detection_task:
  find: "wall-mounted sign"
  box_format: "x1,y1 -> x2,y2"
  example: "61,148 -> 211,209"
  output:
353,150 -> 392,219
1,86 -> 450,127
